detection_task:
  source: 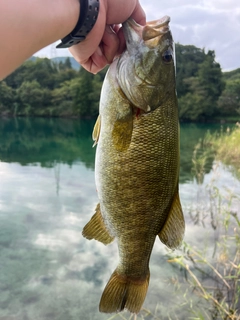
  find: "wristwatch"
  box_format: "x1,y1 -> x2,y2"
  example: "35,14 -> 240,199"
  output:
57,0 -> 100,48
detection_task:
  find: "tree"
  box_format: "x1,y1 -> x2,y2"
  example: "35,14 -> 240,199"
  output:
198,51 -> 225,103
175,44 -> 206,97
177,47 -> 225,121
54,68 -> 78,87
2,48 -> 238,120
6,58 -> 58,90
51,79 -> 75,116
178,77 -> 209,121
63,57 -> 72,69
72,68 -> 102,117
0,81 -> 15,115
5,63 -> 29,89
218,79 -> 240,116
17,80 -> 51,115
26,58 -> 58,89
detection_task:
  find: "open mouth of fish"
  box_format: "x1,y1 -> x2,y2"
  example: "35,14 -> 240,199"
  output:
144,16 -> 171,34
123,15 -> 171,42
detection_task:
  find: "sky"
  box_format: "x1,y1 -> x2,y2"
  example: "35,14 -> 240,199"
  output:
36,0 -> 240,71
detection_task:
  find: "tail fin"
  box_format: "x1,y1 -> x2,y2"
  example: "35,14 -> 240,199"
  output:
99,269 -> 150,314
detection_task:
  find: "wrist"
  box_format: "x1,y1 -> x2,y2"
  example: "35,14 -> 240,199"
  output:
54,0 -> 80,41
57,0 -> 100,48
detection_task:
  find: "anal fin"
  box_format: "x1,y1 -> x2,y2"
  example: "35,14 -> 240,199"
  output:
158,190 -> 185,249
82,203 -> 114,245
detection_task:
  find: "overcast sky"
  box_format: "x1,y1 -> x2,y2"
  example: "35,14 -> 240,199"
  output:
36,0 -> 240,71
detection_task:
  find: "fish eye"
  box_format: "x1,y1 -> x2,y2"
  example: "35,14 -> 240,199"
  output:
162,49 -> 173,63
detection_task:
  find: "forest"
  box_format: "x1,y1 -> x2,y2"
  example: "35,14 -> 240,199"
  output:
0,43 -> 240,122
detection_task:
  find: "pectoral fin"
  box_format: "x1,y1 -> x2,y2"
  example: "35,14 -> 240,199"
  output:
82,203 -> 114,245
92,115 -> 101,147
158,190 -> 185,249
112,108 -> 133,152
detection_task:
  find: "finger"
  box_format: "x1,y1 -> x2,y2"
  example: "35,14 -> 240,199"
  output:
82,47 -> 108,74
101,25 -> 120,63
82,24 -> 120,74
131,1 -> 146,25
115,27 -> 126,56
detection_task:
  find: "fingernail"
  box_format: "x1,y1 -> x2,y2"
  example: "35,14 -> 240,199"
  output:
105,25 -> 115,34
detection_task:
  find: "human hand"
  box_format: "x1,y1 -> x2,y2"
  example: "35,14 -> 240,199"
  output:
69,0 -> 146,74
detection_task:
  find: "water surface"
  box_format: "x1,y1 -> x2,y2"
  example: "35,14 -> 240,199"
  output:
0,118 -> 239,320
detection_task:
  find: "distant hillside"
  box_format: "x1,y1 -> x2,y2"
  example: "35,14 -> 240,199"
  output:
29,56 -> 80,70
3,43 -> 238,121
222,68 -> 240,81
51,57 -> 80,70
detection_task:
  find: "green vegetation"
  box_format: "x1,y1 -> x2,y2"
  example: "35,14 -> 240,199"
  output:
0,44 -> 240,121
166,130 -> 240,320
176,45 -> 240,122
169,182 -> 240,319
210,124 -> 240,171
172,129 -> 240,319
1,57 -> 107,118
176,46 -> 225,121
183,122 -> 240,183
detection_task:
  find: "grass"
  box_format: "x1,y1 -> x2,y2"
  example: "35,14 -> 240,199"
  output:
166,181 -> 240,319
168,126 -> 240,319
206,123 -> 240,178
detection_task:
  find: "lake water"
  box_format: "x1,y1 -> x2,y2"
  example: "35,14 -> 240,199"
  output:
0,118 -> 239,320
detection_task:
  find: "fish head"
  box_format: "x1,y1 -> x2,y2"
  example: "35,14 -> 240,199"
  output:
118,16 -> 176,112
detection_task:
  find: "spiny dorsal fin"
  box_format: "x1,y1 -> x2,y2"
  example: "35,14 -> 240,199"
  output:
158,190 -> 185,249
82,203 -> 114,245
92,115 -> 101,147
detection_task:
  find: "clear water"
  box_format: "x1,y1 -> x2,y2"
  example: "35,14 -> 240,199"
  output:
0,118 -> 239,320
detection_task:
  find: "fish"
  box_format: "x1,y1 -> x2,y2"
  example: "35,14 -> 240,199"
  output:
82,16 -> 185,314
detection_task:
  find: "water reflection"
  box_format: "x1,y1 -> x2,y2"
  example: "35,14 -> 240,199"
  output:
0,161 -> 108,320
0,118 -> 228,183
0,117 -> 96,169
0,118 -> 239,320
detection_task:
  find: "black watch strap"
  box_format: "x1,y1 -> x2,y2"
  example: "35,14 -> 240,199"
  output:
56,0 -> 100,49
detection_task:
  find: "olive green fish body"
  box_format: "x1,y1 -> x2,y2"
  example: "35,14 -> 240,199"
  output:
83,16 -> 185,314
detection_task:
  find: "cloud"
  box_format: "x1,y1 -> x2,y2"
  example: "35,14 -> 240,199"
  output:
140,0 -> 240,70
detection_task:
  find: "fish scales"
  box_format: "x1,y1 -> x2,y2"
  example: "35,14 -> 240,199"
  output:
82,16 -> 185,314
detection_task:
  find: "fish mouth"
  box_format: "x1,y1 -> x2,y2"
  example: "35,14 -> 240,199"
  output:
122,16 -> 171,43
142,16 -> 170,41
146,16 -> 170,30
125,15 -> 170,30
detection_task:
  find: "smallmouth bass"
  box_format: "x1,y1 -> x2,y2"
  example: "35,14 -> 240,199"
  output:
82,16 -> 185,314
